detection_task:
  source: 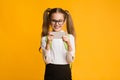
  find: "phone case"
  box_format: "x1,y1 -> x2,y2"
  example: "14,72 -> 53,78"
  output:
51,32 -> 67,39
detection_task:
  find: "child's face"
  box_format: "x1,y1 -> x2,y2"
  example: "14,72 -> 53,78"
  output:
50,12 -> 65,32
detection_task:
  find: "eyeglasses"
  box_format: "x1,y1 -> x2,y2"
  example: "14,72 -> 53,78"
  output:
50,19 -> 64,25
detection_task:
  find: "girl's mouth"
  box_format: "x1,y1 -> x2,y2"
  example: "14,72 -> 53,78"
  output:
54,26 -> 60,29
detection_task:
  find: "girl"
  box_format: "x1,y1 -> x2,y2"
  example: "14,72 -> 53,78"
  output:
41,8 -> 76,80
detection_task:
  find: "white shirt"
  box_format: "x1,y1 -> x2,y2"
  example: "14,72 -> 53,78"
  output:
41,32 -> 75,65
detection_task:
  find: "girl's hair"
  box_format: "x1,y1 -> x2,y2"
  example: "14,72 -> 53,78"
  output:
41,8 -> 76,38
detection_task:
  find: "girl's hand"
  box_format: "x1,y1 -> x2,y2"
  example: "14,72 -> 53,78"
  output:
45,32 -> 54,50
62,35 -> 72,51
62,35 -> 69,43
47,32 -> 54,42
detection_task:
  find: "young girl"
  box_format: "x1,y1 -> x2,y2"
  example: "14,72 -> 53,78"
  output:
41,8 -> 76,80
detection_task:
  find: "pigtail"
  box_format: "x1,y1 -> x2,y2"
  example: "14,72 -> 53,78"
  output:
65,10 -> 76,38
39,8 -> 51,52
41,8 -> 51,37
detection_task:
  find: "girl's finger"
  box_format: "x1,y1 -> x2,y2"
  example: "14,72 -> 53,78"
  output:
49,32 -> 54,36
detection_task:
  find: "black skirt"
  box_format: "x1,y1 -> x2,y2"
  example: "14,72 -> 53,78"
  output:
44,64 -> 72,80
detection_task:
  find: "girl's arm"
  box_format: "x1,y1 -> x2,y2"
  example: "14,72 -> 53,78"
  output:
41,37 -> 51,64
62,35 -> 75,63
41,33 -> 54,64
45,39 -> 51,50
63,35 -> 75,63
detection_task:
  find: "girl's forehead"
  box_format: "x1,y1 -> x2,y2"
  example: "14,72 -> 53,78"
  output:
51,12 -> 64,19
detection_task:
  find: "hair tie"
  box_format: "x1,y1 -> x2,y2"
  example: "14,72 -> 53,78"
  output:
65,10 -> 69,15
46,8 -> 51,13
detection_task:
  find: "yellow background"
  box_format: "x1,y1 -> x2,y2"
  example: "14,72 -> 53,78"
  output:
0,0 -> 120,80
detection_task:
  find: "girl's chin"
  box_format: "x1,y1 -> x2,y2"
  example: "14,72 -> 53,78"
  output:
53,28 -> 61,32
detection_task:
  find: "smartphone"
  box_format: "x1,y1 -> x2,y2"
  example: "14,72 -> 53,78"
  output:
50,32 -> 67,39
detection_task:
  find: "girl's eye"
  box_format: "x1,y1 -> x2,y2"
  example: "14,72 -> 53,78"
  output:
51,19 -> 64,25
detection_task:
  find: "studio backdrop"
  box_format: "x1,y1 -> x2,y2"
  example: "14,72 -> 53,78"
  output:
0,0 -> 120,80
